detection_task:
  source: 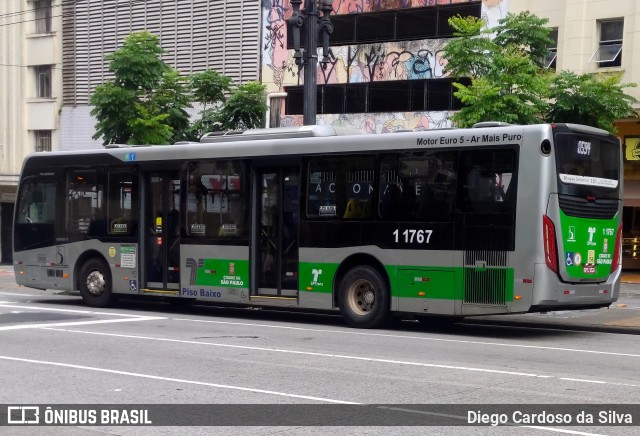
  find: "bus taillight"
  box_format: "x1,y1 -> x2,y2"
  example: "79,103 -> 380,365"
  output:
543,215 -> 558,273
611,224 -> 623,273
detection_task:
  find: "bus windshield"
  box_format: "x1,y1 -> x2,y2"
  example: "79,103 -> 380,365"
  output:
554,132 -> 620,199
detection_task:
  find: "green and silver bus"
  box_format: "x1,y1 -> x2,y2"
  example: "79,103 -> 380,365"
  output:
13,123 -> 622,328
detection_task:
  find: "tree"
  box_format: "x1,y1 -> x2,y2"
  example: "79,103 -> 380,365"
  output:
188,69 -> 232,140
92,32 -> 269,145
443,12 -> 637,133
90,31 -> 191,145
188,75 -> 267,139
216,82 -> 268,131
547,71 -> 637,133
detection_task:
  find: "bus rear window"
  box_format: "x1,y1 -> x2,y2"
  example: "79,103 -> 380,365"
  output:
555,133 -> 620,194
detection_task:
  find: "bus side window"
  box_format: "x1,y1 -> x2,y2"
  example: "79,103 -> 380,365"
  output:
186,160 -> 247,238
107,168 -> 138,236
381,151 -> 457,222
307,159 -> 337,218
341,157 -> 374,220
67,169 -> 104,239
379,183 -> 402,220
462,150 -> 516,213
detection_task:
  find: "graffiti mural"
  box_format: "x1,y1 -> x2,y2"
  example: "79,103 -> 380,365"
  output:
333,0 -> 473,13
320,40 -> 449,84
280,111 -> 454,132
261,0 -> 477,129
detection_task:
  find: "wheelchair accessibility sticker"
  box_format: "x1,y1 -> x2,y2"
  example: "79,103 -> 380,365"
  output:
129,280 -> 137,291
566,252 -> 582,267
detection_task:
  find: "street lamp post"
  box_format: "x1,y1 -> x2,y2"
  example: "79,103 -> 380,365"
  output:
289,0 -> 333,126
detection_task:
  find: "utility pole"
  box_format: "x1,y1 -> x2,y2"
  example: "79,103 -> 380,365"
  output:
289,0 -> 333,126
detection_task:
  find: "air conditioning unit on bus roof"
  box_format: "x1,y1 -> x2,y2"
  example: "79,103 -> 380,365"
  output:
199,125 -> 365,144
472,121 -> 512,128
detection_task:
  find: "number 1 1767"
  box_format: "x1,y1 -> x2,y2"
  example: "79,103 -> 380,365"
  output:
393,229 -> 433,244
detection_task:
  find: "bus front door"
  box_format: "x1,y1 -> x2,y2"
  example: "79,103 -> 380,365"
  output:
255,167 -> 300,297
144,172 -> 181,292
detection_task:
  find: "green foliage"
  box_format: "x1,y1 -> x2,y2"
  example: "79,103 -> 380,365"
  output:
187,108 -> 220,141
444,13 -> 551,127
106,31 -> 167,92
492,11 -> 554,67
443,12 -> 637,133
90,83 -> 138,144
443,15 -> 494,78
155,70 -> 192,141
216,82 -> 268,131
191,70 -> 232,108
92,32 -> 269,145
186,69 -> 234,140
547,71 -> 637,133
128,105 -> 173,145
90,31 -> 191,145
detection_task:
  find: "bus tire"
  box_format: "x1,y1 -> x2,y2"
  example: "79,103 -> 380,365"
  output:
339,266 -> 390,328
79,258 -> 114,308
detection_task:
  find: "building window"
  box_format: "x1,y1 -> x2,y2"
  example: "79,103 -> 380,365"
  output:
34,0 -> 52,33
36,66 -> 51,98
35,131 -> 52,152
289,4 -> 481,47
543,28 -> 558,70
589,19 -> 623,68
284,79 -> 459,115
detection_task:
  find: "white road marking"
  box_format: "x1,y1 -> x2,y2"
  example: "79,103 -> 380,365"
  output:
0,303 -> 166,318
559,378 -> 607,384
2,301 -> 638,359
380,406 -> 607,436
0,355 -> 357,404
0,303 -> 165,331
173,318 -> 640,359
43,328 -> 550,377
0,317 -> 164,331
523,427 -> 606,436
43,327 -> 640,388
0,353 -> 611,436
0,292 -> 40,296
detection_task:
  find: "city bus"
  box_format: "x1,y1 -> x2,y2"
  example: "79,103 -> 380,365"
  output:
13,123 -> 622,328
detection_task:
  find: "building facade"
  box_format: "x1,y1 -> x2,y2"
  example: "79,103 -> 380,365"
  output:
0,0 -> 62,263
2,0 -> 640,267
261,0 -> 482,133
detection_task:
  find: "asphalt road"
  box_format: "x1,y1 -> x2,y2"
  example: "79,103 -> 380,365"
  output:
0,267 -> 639,435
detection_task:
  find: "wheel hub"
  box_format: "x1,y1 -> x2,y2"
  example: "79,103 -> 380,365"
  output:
348,279 -> 376,315
363,290 -> 375,305
86,271 -> 105,296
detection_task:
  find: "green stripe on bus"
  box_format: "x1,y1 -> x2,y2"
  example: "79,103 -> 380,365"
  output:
195,259 -> 249,288
300,263 -> 514,301
298,262 -> 339,293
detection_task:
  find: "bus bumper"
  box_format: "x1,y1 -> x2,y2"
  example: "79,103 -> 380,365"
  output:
529,263 -> 620,312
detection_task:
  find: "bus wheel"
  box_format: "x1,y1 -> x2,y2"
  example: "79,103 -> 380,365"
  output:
339,266 -> 390,328
79,258 -> 114,308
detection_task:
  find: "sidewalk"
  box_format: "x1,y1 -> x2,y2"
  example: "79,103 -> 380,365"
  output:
622,272 -> 640,284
